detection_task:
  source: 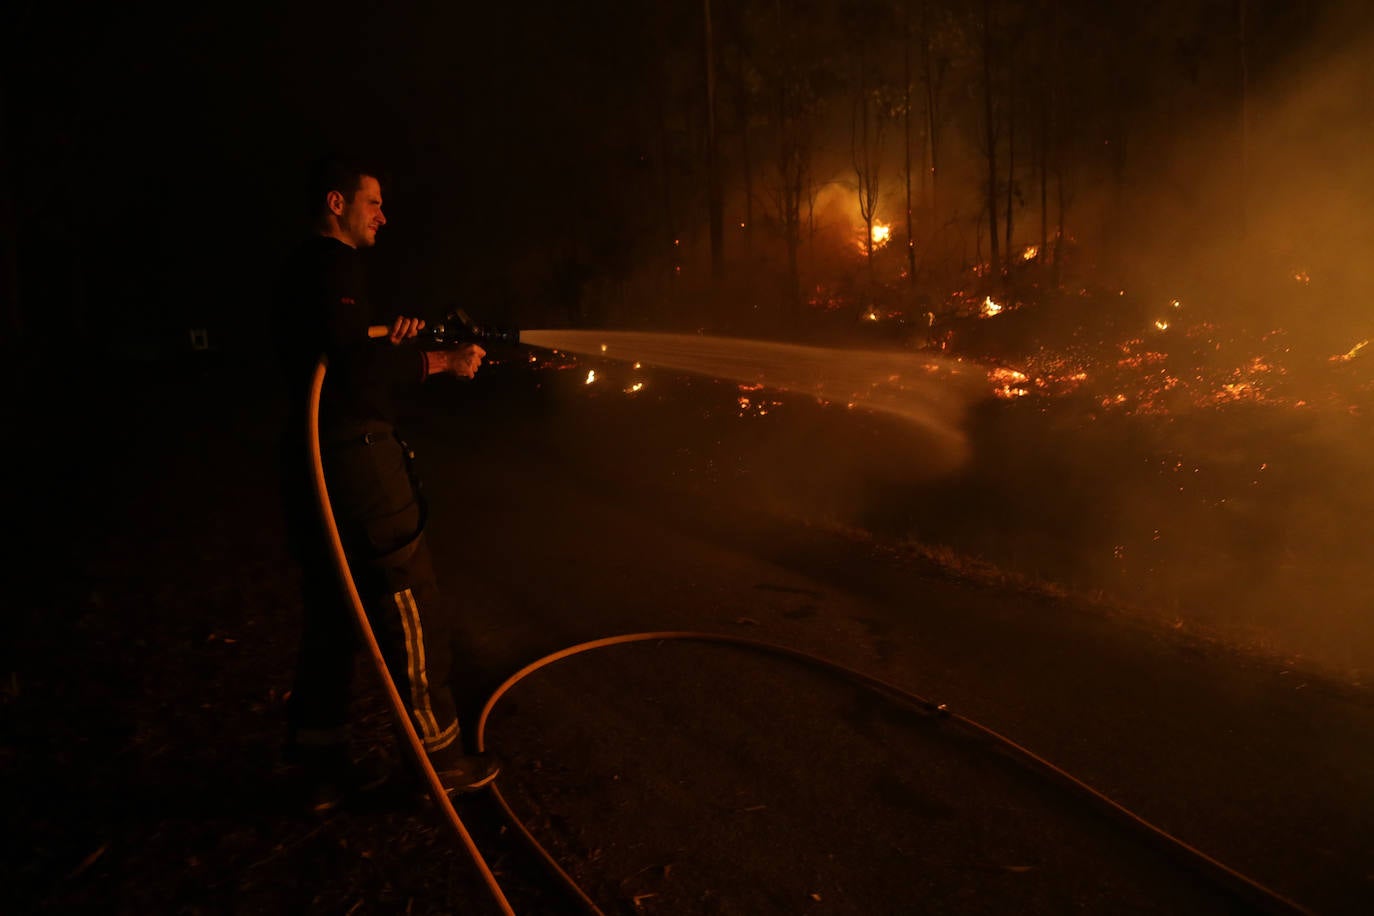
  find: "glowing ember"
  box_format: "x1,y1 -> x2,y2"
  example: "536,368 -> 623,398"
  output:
625,381 -> 645,393
989,367 -> 1030,399
600,344 -> 608,352
736,395 -> 779,418
585,370 -> 597,384
981,296 -> 1003,318
864,309 -> 880,322
1331,340 -> 1368,363
1155,320 -> 1170,331
1021,245 -> 1038,261
1294,270 -> 1311,284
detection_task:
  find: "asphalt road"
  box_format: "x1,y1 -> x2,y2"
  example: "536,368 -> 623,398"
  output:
410,353 -> 1374,915
9,351 -> 1373,915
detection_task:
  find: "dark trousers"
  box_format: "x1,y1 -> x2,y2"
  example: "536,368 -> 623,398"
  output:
286,429 -> 460,756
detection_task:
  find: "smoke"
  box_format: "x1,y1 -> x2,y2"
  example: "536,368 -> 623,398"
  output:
968,16 -> 1374,680
1099,11 -> 1374,349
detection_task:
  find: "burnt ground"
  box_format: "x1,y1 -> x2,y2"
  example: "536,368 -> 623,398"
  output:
6,349 -> 1374,915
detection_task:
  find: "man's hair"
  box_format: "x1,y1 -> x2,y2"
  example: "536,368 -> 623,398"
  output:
307,156 -> 383,218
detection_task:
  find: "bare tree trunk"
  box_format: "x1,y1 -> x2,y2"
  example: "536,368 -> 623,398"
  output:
852,52 -> 883,287
1238,0 -> 1249,239
1055,155 -> 1066,286
903,0 -> 916,286
982,0 -> 1001,278
735,38 -> 754,255
807,166 -> 817,264
704,0 -> 724,285
773,0 -> 805,329
1039,40 -> 1048,260
921,0 -> 940,232
1047,0 -> 1064,286
1005,61 -> 1015,262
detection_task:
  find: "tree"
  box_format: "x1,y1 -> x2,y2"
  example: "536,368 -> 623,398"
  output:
981,0 -> 1002,278
750,0 -> 827,329
703,0 -> 725,285
847,0 -> 898,285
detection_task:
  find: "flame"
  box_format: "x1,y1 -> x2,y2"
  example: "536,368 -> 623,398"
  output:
989,366 -> 1030,399
1021,245 -> 1038,261
1331,340 -> 1368,363
981,296 -> 1003,318
625,381 -> 644,393
585,370 -> 596,385
856,221 -> 892,253
1294,270 -> 1311,285
1155,320 -> 1170,331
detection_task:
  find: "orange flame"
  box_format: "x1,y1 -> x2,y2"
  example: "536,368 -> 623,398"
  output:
856,221 -> 892,253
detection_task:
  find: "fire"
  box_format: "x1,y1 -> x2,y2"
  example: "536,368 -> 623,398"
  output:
857,221 -> 892,253
1155,320 -> 1170,331
989,367 -> 1030,399
585,370 -> 596,385
1294,270 -> 1311,285
625,381 -> 644,393
1021,245 -> 1038,261
1331,340 -> 1368,363
981,296 -> 1003,318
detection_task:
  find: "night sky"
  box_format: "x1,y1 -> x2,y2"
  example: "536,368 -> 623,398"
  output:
3,0 -> 1369,359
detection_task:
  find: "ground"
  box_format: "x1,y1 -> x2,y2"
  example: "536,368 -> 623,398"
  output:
6,348 -> 1373,915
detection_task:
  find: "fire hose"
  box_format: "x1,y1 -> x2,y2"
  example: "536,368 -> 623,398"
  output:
307,357 -> 516,915
308,357 -> 1311,916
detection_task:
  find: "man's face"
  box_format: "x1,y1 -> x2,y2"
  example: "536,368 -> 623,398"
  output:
335,175 -> 387,248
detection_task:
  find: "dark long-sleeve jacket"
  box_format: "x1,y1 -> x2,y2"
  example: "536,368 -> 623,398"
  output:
276,236 -> 429,558
278,235 -> 424,437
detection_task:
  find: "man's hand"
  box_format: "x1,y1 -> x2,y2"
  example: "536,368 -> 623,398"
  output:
388,316 -> 426,344
424,344 -> 486,379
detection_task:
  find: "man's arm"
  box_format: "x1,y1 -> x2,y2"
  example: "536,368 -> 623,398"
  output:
423,345 -> 486,380
365,318 -> 483,379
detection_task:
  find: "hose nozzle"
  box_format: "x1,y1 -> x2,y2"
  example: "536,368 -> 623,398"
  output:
429,308 -> 521,346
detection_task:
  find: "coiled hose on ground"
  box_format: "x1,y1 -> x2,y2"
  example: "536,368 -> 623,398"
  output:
308,358 -> 1310,916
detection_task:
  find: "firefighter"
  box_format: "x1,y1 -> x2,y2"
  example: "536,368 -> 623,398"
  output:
277,157 -> 498,811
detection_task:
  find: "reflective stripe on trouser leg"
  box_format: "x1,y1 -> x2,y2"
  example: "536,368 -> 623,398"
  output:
393,588 -> 459,752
